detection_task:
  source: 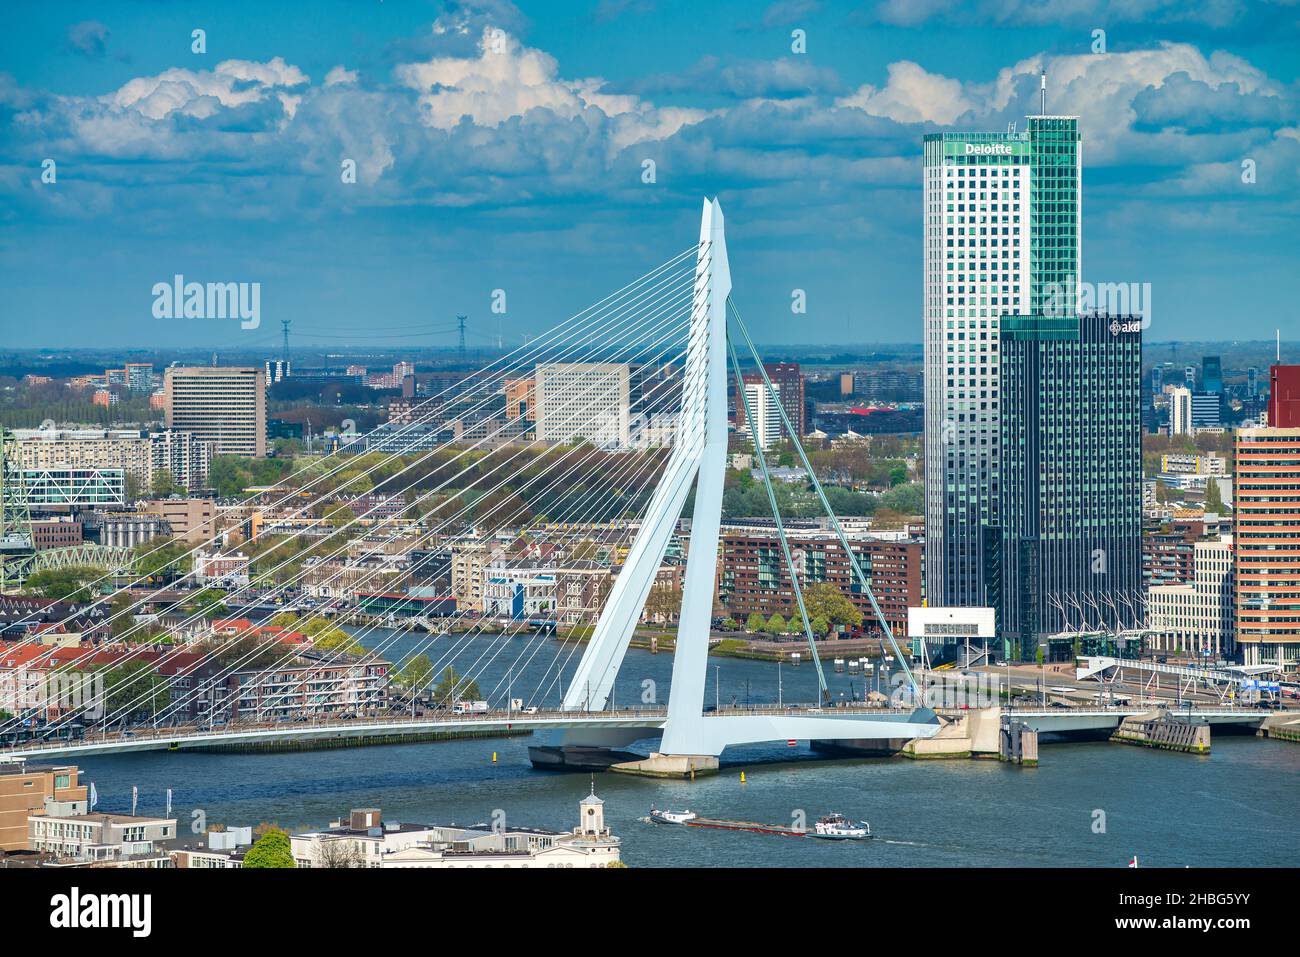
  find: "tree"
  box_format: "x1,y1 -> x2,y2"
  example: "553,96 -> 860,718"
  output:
1205,478 -> 1226,514
300,616 -> 365,654
644,584 -> 682,624
133,537 -> 189,583
802,583 -> 864,630
764,613 -> 787,636
398,653 -> 434,690
23,566 -> 103,602
243,829 -> 296,868
150,468 -> 180,497
93,660 -> 170,718
811,616 -> 830,637
432,666 -> 481,705
184,588 -> 229,619
317,838 -> 366,868
745,612 -> 765,633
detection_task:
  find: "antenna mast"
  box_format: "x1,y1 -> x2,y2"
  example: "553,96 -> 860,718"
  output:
457,315 -> 467,359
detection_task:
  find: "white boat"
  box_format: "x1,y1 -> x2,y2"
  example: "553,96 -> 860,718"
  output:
811,812 -> 872,840
649,807 -> 698,825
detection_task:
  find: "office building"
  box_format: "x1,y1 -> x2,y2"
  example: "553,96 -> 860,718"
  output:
1268,365 -> 1300,427
504,377 -> 535,422
1169,386 -> 1194,436
1234,427 -> 1300,667
922,114 -> 1079,608
1191,392 -> 1221,429
534,362 -> 631,448
142,497 -> 217,543
164,366 -> 267,457
15,429 -> 152,487
989,313 -> 1143,659
1201,355 -> 1223,395
0,762 -> 88,853
1148,537 -> 1235,658
735,362 -> 805,437
14,428 -> 210,493
21,467 -> 125,508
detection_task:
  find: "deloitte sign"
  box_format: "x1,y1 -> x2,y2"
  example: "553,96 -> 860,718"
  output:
943,139 -> 1027,159
965,143 -> 1013,156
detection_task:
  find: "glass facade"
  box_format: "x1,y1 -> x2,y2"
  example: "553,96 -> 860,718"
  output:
992,314 -> 1143,660
922,117 -> 1081,611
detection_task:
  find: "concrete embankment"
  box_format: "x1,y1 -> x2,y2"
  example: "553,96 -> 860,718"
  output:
186,727 -> 530,754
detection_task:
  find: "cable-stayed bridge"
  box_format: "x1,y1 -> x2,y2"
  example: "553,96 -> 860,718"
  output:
1,199 -> 942,771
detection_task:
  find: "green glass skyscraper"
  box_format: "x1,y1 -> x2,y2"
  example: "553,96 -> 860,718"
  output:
922,115 -> 1081,610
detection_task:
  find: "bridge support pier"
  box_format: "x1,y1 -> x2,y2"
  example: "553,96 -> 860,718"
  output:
609,752 -> 719,779
527,726 -> 658,772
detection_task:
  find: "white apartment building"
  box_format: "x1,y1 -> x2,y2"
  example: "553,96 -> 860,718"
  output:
483,559 -> 557,619
740,380 -> 783,450
534,362 -> 631,449
1147,536 -> 1236,657
29,812 -> 177,867
1161,451 -> 1227,476
15,429 -> 152,486
1169,386 -> 1194,436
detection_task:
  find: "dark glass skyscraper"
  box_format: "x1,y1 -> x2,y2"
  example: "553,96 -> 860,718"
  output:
987,313 -> 1144,660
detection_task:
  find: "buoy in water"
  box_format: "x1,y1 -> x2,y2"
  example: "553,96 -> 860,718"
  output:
492,751 -> 498,763
740,771 -> 746,783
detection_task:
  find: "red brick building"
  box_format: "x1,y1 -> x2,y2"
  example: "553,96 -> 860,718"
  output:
717,525 -> 921,637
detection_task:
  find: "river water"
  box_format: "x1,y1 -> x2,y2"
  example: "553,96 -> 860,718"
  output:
75,631 -> 1300,867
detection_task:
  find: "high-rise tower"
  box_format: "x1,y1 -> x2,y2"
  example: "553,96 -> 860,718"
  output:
922,113 -> 1081,609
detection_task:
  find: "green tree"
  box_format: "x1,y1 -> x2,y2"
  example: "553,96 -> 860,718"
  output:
811,616 -> 830,637
745,612 -> 765,633
133,537 -> 189,583
764,613 -> 787,636
93,660 -> 170,718
431,666 -> 481,705
184,588 -> 229,619
1204,478 -> 1226,514
243,829 -> 296,868
150,467 -> 180,497
23,566 -> 102,602
802,583 -> 864,630
299,616 -> 365,654
398,653 -> 434,690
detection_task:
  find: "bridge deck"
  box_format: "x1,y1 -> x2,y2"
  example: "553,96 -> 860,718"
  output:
0,703 -> 1280,761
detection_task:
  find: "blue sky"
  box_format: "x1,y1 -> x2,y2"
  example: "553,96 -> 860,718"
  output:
2,0 -> 1298,350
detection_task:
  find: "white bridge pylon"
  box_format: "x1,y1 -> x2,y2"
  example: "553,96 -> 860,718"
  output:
560,198 -> 940,758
